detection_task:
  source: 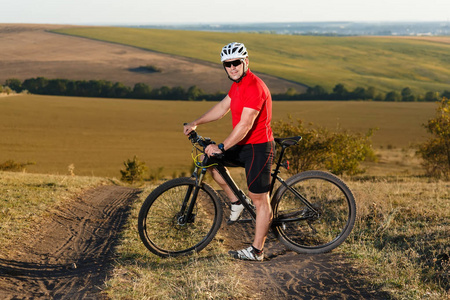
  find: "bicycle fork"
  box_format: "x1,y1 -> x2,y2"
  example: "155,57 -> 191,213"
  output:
177,166 -> 206,225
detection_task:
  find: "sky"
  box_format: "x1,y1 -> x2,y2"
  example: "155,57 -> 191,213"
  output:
1,0 -> 449,25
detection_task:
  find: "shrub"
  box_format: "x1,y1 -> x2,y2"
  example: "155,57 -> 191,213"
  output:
120,156 -> 148,184
417,98 -> 450,179
148,166 -> 164,182
325,128 -> 377,175
273,118 -> 329,173
0,160 -> 35,172
142,65 -> 162,73
272,116 -> 376,175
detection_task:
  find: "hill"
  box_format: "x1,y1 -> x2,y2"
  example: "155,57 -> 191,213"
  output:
53,26 -> 450,94
0,24 -> 305,94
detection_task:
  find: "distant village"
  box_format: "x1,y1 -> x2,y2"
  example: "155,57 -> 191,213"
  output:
137,21 -> 450,36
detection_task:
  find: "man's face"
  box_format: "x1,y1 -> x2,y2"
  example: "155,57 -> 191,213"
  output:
223,58 -> 248,81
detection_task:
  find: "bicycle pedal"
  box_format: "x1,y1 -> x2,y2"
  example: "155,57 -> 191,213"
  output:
226,217 -> 239,225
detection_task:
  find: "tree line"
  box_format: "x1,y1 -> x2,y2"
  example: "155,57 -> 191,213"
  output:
275,84 -> 450,102
4,77 -> 450,102
3,78 -> 222,101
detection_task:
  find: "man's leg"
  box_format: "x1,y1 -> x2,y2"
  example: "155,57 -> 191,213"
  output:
208,167 -> 238,202
248,191 -> 272,250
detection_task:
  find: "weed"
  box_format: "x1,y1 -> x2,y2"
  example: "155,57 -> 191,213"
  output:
0,160 -> 35,172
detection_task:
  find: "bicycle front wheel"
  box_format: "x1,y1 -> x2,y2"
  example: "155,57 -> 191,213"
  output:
138,177 -> 223,257
272,170 -> 356,254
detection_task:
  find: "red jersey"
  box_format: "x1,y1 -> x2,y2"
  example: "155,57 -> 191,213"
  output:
228,70 -> 274,145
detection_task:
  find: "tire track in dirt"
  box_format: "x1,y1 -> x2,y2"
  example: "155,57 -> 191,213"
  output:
0,185 -> 141,299
218,192 -> 390,299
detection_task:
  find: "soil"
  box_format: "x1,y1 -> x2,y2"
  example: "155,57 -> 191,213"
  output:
218,192 -> 391,300
0,185 -> 141,299
0,24 -> 307,94
0,186 -> 390,299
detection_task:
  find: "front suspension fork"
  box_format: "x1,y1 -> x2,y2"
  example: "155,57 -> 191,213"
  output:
178,167 -> 207,225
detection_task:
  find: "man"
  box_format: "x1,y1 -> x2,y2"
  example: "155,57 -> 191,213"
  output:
183,42 -> 274,261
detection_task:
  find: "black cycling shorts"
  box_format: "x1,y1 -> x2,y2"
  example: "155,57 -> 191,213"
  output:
220,141 -> 275,194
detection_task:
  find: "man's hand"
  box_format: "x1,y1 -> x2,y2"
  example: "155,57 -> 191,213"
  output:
205,144 -> 221,157
183,122 -> 197,136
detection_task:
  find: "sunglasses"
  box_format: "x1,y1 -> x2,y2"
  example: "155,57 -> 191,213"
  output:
223,59 -> 244,68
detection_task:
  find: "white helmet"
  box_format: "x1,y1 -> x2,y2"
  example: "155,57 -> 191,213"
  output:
220,42 -> 248,62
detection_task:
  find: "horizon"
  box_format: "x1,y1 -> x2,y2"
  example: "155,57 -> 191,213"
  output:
2,20 -> 450,27
2,0 -> 449,25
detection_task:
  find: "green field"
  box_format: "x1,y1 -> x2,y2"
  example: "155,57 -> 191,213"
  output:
54,27 -> 450,94
0,95 -> 436,177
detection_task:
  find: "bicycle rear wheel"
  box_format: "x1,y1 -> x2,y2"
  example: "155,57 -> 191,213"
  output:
138,177 -> 223,257
272,170 -> 356,254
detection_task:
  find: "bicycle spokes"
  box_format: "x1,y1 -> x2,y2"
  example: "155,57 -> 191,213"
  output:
273,171 -> 356,253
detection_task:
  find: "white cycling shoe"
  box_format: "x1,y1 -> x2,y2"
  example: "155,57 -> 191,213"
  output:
229,246 -> 264,261
227,202 -> 244,224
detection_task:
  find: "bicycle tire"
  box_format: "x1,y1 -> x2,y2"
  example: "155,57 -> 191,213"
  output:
272,170 -> 356,254
138,177 -> 223,257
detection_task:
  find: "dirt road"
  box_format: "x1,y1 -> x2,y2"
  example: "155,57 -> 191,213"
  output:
0,185 -> 141,299
0,186 -> 389,299
219,194 -> 390,300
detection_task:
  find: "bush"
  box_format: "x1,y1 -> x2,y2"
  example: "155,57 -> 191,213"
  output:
140,65 -> 162,73
417,98 -> 450,179
0,160 -> 35,172
272,116 -> 376,175
120,156 -> 148,184
5,78 -> 23,92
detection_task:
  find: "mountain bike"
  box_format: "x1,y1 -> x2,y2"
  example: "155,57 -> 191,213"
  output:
138,129 -> 356,258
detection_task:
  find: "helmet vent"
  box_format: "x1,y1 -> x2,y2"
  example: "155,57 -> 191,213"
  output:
220,42 -> 248,62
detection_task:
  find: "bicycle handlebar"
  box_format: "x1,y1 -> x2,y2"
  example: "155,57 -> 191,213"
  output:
187,129 -> 215,147
184,124 -> 224,159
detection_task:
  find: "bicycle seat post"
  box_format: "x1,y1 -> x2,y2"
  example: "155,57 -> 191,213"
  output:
269,145 -> 288,196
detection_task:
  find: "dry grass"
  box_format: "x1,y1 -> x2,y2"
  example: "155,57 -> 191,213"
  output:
103,174 -> 449,299
0,171 -> 448,299
0,171 -> 107,252
103,185 -> 251,300
0,95 -> 436,178
345,176 -> 449,299
0,171 -> 250,299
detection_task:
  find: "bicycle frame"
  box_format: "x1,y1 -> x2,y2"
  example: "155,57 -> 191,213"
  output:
138,129 -> 356,257
182,137 -> 319,226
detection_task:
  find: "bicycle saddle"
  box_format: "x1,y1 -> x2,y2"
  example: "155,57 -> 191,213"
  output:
274,136 -> 302,147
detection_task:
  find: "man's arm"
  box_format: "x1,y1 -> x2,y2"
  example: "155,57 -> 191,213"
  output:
205,107 -> 259,157
183,95 -> 231,135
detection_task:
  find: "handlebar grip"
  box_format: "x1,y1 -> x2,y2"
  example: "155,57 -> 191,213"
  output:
184,123 -> 198,140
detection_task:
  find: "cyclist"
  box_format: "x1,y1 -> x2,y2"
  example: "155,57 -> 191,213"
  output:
183,42 -> 274,261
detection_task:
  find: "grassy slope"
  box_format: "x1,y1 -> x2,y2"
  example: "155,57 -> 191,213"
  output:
0,171 -> 107,251
0,171 -> 248,299
0,95 -> 437,177
1,171 -> 447,299
53,27 -> 450,94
